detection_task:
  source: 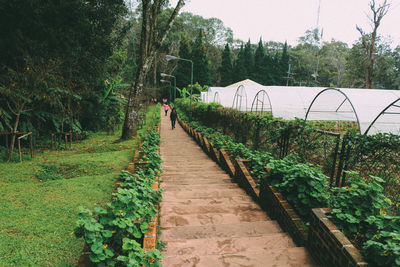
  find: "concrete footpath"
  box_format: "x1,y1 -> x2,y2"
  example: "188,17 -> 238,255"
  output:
159,110 -> 315,266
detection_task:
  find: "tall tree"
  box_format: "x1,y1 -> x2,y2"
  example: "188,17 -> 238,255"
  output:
121,0 -> 185,139
279,41 -> 290,85
393,45 -> 400,89
252,38 -> 266,84
343,42 -> 366,88
219,43 -> 233,86
356,0 -> 391,88
233,44 -> 246,82
191,29 -> 211,85
318,40 -> 348,87
243,39 -> 254,79
175,37 -> 191,89
0,0 -> 128,159
262,54 -> 276,85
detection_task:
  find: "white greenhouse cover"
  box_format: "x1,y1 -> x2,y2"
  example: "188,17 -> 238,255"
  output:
202,81 -> 400,135
206,87 -> 235,107
266,86 -> 325,120
306,88 -> 400,135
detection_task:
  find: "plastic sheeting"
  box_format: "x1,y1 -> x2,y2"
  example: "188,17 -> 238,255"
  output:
206,87 -> 235,107
203,84 -> 400,135
306,88 -> 400,135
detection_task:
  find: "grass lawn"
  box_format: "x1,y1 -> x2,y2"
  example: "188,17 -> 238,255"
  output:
0,105 -> 158,266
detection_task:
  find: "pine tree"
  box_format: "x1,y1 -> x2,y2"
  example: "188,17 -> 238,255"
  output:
192,29 -> 211,86
253,38 -> 266,84
263,54 -> 276,85
219,43 -> 233,86
243,39 -> 254,79
233,44 -> 246,82
279,41 -> 290,85
175,38 -> 191,89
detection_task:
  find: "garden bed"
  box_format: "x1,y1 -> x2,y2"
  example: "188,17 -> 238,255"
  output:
308,208 -> 367,266
178,114 -> 370,266
75,107 -> 163,266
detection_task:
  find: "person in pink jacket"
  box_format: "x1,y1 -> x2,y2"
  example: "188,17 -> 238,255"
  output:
164,104 -> 169,116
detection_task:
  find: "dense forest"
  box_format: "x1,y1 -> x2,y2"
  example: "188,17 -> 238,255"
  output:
159,13 -> 400,90
1,0 -> 400,156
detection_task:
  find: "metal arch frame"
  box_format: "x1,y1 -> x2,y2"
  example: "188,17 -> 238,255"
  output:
305,88 -> 361,134
364,98 -> 400,135
213,92 -> 221,104
232,85 -> 247,111
251,89 -> 273,114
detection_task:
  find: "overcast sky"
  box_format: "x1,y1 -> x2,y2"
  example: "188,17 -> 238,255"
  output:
171,0 -> 400,47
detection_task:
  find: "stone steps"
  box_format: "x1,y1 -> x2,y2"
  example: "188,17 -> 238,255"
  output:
160,221 -> 283,240
160,203 -> 262,216
162,188 -> 250,199
160,178 -> 232,185
163,234 -> 296,256
160,183 -> 239,191
158,110 -> 316,267
160,211 -> 270,227
160,196 -> 255,205
162,247 -> 314,266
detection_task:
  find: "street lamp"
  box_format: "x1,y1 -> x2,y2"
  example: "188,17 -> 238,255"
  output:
160,79 -> 172,101
166,54 -> 193,121
160,73 -> 176,103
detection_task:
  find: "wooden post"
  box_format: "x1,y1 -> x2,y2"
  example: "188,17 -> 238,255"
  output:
51,134 -> 54,149
64,133 -> 68,149
69,132 -> 72,148
5,133 -> 9,156
29,133 -> 33,158
18,138 -> 22,162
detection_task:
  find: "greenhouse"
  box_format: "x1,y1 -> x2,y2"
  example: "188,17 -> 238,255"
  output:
306,88 -> 400,135
203,81 -> 400,135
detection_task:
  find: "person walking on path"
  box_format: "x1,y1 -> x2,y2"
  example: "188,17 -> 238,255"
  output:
170,107 -> 177,129
164,103 -> 169,116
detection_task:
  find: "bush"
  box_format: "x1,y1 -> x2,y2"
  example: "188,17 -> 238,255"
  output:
329,172 -> 392,235
265,156 -> 330,218
363,215 -> 400,266
74,126 -> 163,266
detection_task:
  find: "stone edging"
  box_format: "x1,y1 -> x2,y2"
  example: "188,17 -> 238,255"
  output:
176,115 -> 367,267
77,114 -> 161,266
259,180 -> 307,246
308,208 -> 368,267
219,149 -> 235,178
234,159 -> 259,200
142,120 -> 162,253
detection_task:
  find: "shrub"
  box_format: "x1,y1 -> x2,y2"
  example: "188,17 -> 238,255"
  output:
74,127 -> 163,266
265,156 -> 330,218
329,172 -> 392,235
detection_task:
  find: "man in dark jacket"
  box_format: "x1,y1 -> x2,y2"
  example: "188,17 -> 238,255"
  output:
170,108 -> 177,129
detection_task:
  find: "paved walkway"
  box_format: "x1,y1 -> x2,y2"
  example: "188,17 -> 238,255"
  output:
159,110 -> 315,266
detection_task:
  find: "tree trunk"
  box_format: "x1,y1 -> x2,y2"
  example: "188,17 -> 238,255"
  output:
8,112 -> 21,161
121,57 -> 152,139
121,0 -> 185,140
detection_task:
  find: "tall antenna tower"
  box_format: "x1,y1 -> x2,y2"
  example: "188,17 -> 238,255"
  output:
312,0 -> 323,84
316,0 -> 321,29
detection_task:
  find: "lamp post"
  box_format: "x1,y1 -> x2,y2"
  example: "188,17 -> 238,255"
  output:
160,73 -> 176,103
160,79 -> 172,101
166,55 -> 193,121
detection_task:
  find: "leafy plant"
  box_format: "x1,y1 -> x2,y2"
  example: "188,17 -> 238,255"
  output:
362,215 -> 400,266
75,127 -> 163,266
35,164 -> 64,181
329,172 -> 392,236
265,156 -> 330,218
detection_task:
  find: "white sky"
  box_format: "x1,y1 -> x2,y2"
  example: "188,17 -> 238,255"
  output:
171,0 -> 400,47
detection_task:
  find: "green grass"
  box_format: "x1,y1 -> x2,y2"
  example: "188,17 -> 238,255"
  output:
0,105 -> 158,266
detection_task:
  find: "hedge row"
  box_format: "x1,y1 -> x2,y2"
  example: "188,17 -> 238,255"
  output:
177,100 -> 400,266
74,121 -> 163,266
